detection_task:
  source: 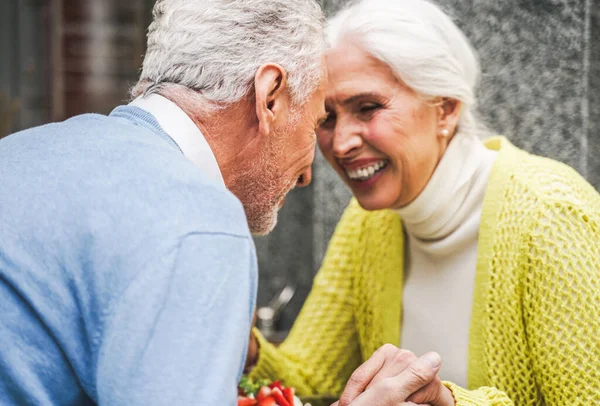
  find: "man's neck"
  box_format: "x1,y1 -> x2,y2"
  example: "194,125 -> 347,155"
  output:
164,92 -> 259,191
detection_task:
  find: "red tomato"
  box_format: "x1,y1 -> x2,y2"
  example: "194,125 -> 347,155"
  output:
237,396 -> 258,406
256,386 -> 272,402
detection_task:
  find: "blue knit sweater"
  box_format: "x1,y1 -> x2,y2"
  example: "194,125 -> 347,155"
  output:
0,106 -> 257,405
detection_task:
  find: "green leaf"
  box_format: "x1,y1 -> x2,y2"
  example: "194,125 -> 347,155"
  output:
238,375 -> 272,397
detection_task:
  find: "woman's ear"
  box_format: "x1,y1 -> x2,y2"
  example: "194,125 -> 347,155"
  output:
437,98 -> 462,138
254,63 -> 290,138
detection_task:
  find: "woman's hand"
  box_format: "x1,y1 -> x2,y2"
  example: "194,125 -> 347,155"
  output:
332,344 -> 455,406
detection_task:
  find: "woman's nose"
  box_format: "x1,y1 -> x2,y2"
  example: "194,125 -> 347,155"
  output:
332,121 -> 363,158
296,166 -> 312,188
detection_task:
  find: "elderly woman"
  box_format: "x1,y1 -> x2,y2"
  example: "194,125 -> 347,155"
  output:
245,0 -> 600,404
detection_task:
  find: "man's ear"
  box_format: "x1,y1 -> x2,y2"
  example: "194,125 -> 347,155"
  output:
436,97 -> 462,138
254,63 -> 290,138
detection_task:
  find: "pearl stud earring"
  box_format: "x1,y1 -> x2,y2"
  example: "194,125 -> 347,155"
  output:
441,129 -> 450,137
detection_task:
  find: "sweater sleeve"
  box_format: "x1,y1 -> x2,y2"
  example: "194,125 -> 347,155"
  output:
443,199 -> 600,406
95,233 -> 257,406
442,382 -> 513,405
249,201 -> 364,397
522,201 -> 600,404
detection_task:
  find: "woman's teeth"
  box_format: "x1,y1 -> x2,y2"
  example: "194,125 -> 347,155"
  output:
346,160 -> 388,181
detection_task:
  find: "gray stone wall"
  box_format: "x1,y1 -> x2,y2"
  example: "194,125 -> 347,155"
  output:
590,4 -> 600,191
254,0 -> 600,332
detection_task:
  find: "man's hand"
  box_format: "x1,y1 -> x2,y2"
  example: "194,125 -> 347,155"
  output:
332,344 -> 455,406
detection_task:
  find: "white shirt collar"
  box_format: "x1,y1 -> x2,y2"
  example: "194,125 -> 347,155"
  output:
129,94 -> 225,187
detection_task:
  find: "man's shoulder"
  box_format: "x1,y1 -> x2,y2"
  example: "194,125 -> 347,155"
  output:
172,180 -> 251,238
0,112 -> 251,241
0,112 -> 173,166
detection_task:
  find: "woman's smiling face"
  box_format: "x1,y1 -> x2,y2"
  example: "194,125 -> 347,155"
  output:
317,41 -> 453,210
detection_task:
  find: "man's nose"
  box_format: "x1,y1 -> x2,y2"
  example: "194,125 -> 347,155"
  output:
296,166 -> 312,188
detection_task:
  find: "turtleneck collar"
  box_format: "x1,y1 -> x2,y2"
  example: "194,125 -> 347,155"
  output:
396,134 -> 497,242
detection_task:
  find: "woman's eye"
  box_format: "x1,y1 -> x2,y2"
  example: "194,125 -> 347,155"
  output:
359,104 -> 381,115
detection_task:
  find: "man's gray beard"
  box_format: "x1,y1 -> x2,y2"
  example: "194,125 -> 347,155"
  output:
238,109 -> 301,235
235,146 -> 287,236
242,161 -> 296,236
247,203 -> 279,236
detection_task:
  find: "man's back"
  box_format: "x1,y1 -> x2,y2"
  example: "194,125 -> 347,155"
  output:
0,107 -> 257,405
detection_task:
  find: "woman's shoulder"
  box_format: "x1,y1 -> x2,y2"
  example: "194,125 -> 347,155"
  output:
517,154 -> 600,234
491,138 -> 600,214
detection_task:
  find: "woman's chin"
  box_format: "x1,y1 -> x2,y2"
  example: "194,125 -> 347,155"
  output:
349,173 -> 400,211
355,194 -> 397,211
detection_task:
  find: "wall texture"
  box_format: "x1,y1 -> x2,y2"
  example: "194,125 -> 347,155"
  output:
0,0 -> 151,138
0,0 -> 53,136
589,3 -> 600,191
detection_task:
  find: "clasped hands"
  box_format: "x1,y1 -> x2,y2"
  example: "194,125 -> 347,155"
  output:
245,318 -> 455,406
331,344 -> 455,406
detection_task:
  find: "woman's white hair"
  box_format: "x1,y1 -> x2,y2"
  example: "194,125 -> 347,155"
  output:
327,0 -> 482,137
131,0 -> 325,108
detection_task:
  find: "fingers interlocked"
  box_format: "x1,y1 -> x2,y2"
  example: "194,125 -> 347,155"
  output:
336,344 -> 445,406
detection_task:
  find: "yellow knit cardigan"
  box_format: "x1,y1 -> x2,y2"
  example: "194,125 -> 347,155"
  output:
250,137 -> 600,405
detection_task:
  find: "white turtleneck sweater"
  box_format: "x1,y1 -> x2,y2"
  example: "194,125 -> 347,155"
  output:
396,135 -> 498,387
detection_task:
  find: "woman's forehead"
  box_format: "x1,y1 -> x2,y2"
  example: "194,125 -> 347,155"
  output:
326,43 -> 398,86
325,54 -> 398,106
326,42 -> 381,74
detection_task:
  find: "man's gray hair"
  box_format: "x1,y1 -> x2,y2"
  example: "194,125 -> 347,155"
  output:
131,0 -> 325,107
327,0 -> 483,138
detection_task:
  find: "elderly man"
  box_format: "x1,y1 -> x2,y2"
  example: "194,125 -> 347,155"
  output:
0,1 -> 448,405
0,1 -> 326,405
